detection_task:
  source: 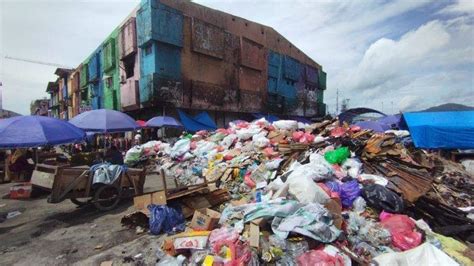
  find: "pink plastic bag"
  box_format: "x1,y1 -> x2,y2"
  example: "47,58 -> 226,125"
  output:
380,214 -> 422,251
330,127 -> 347,138
297,250 -> 345,266
292,131 -> 304,141
244,173 -> 256,188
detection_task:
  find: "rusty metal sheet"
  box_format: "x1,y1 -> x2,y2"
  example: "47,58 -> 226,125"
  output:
192,18 -> 225,59
240,37 -> 265,71
119,17 -> 137,59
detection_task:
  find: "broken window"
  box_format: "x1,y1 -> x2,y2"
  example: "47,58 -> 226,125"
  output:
123,54 -> 136,79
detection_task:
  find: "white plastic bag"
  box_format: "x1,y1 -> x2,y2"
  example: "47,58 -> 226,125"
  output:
374,243 -> 459,266
236,127 -> 262,140
273,120 -> 298,130
286,173 -> 329,204
170,139 -> 191,158
252,132 -> 270,148
358,174 -> 388,186
193,140 -> 216,156
220,134 -> 237,149
124,146 -> 143,164
341,158 -> 362,178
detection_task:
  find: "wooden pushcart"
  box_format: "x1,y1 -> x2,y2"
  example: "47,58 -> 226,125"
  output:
31,164 -> 146,211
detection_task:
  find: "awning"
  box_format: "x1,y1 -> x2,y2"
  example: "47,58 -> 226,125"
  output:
178,110 -> 217,132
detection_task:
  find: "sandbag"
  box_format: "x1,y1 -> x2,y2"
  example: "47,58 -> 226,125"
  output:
362,184 -> 404,213
273,120 -> 298,130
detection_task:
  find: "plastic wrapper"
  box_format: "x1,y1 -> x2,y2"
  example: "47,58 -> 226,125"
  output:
324,147 -> 350,164
362,184 -> 404,213
148,204 -> 185,235
380,214 -> 422,251
296,245 -> 350,266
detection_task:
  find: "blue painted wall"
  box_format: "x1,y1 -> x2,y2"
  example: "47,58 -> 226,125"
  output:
137,0 -> 183,104
267,51 -> 299,108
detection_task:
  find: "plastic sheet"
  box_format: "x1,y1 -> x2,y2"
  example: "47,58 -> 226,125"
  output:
148,204 -> 185,235
341,158 -> 361,178
362,184 -> 404,213
296,249 -> 345,266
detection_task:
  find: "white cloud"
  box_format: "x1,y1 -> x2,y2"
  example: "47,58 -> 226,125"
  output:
345,20 -> 451,92
440,0 -> 474,15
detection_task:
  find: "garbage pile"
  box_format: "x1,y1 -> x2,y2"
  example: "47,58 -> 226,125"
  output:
123,118 -> 474,265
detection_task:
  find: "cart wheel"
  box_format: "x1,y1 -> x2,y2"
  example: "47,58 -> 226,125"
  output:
93,185 -> 120,211
70,197 -> 89,207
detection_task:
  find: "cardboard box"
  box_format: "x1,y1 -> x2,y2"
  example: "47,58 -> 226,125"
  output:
133,191 -> 167,214
190,208 -> 221,231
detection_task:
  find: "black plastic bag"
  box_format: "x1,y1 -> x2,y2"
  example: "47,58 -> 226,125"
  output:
362,184 -> 404,213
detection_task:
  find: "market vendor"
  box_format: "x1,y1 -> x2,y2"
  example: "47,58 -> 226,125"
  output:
105,145 -> 124,165
7,148 -> 34,181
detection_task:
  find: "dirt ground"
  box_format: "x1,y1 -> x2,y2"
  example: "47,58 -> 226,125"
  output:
0,178 -> 165,266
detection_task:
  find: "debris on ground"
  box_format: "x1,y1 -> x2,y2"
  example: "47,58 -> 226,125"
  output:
116,117 -> 473,264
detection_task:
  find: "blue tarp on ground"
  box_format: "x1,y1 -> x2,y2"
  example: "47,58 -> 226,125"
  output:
178,110 -> 217,132
402,111 -> 474,149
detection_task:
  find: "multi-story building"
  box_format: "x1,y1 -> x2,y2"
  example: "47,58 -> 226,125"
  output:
47,0 -> 326,124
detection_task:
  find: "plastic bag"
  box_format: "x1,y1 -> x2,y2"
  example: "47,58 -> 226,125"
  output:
286,173 -> 329,204
324,147 -> 350,164
221,134 -> 237,149
374,243 -> 459,266
352,197 -> 367,213
170,139 -> 191,158
341,158 -> 361,178
340,180 -> 361,208
273,120 -> 298,130
236,127 -> 262,140
358,174 -> 388,186
296,249 -> 345,266
380,214 -> 422,251
252,133 -> 270,148
124,146 -> 143,165
148,204 -> 185,235
362,184 -> 404,213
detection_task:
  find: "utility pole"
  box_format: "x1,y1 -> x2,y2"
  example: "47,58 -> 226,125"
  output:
336,88 -> 339,115
0,81 -> 3,110
381,101 -> 384,112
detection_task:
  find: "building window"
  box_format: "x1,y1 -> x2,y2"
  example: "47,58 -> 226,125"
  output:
123,54 -> 136,79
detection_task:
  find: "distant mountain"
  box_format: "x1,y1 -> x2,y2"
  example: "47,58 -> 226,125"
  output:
422,103 -> 474,112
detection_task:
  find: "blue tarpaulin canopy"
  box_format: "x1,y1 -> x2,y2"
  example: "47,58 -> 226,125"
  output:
402,111 -> 474,149
0,116 -> 85,148
178,110 -> 217,132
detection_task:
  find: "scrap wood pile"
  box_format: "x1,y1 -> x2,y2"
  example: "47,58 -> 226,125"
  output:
122,118 -> 474,265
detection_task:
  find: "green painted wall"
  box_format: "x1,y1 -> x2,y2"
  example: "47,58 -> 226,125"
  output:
102,28 -> 120,110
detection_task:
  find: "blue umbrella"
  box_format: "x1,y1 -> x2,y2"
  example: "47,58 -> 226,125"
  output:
0,116 -> 85,148
69,109 -> 141,133
145,116 -> 183,128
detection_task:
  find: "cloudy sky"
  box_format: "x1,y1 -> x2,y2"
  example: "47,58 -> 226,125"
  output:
1,0 -> 473,115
